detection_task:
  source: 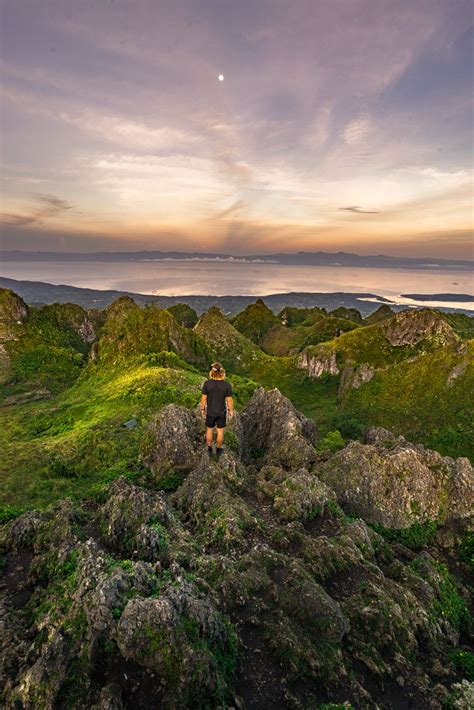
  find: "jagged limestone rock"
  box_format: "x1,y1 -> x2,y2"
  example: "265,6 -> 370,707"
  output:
318,428 -> 474,528
141,404 -> 203,480
257,464 -> 337,521
298,345 -> 339,377
173,452 -> 255,549
116,580 -> 233,706
338,361 -> 375,396
1,370 -> 472,710
98,476 -> 191,563
240,387 -> 317,468
381,309 -> 458,347
0,288 -> 28,383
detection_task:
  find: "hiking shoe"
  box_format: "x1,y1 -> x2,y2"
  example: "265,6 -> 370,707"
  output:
216,447 -> 223,460
207,446 -> 213,458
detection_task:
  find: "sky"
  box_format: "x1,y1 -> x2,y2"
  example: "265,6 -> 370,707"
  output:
0,0 -> 473,257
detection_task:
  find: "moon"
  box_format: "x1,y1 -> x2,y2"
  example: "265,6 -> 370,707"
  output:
218,74 -> 224,82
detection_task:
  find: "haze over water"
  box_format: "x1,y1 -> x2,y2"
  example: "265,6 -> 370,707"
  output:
1,260 -> 472,311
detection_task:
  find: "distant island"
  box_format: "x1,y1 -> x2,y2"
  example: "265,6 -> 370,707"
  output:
1,249 -> 473,270
402,293 -> 474,302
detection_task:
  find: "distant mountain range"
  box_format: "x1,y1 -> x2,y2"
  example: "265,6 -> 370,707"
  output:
1,249 -> 473,270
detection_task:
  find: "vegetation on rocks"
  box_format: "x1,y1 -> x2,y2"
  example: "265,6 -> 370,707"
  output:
0,288 -> 473,708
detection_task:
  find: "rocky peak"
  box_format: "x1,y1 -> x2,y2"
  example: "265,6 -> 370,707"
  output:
329,306 -> 363,323
232,299 -> 279,344
194,305 -> 262,372
382,308 -> 457,347
1,390 -> 473,708
104,296 -> 139,326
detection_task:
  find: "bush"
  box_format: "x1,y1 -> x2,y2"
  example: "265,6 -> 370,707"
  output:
371,520 -> 438,549
0,504 -> 25,524
450,650 -> 474,681
317,430 -> 345,453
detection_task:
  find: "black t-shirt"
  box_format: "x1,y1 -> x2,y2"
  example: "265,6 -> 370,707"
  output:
201,379 -> 232,415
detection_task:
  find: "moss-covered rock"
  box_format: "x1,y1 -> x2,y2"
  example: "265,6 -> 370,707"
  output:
240,387 -> 317,469
172,452 -> 255,549
98,477 -> 192,563
116,580 -> 236,707
257,465 -> 336,521
141,404 -> 203,482
318,428 -> 473,528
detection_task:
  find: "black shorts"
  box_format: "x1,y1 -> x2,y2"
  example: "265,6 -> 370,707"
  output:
205,413 -> 226,429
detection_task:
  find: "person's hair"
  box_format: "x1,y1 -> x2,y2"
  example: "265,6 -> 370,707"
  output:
209,361 -> 225,380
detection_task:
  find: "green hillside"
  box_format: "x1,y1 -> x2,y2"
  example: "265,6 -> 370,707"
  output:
342,340 -> 474,459
1,288 -> 473,709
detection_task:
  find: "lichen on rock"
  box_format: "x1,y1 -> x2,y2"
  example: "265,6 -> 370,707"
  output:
317,427 -> 474,528
240,386 -> 317,468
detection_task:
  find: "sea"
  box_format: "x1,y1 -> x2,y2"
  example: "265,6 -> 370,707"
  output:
0,260 -> 473,311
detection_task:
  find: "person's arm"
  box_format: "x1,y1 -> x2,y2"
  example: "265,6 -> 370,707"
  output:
200,381 -> 208,418
226,396 -> 234,418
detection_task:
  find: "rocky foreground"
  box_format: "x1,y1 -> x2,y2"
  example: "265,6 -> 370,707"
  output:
1,388 -> 473,709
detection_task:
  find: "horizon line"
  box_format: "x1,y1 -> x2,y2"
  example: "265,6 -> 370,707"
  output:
1,248 -> 473,264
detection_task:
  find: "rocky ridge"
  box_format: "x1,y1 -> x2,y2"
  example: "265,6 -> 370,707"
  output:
1,388 -> 472,709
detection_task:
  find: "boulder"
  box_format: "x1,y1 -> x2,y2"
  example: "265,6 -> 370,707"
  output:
240,387 -> 317,469
98,476 -> 191,563
116,580 -> 234,704
318,428 -> 474,528
257,465 -> 337,521
140,404 -> 203,480
173,451 -> 255,549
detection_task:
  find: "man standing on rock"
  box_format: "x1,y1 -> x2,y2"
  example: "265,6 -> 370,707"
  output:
200,362 -> 234,459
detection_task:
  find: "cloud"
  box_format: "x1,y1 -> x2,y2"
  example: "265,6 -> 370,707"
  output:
0,194 -> 73,227
342,115 -> 374,145
339,205 -> 380,214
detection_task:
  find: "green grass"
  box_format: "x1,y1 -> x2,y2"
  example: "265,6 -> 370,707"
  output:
0,351 -> 262,509
0,359 -> 205,508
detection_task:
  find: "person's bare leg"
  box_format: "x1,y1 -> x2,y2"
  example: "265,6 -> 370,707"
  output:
216,427 -> 225,448
206,427 -> 214,447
